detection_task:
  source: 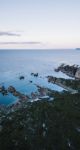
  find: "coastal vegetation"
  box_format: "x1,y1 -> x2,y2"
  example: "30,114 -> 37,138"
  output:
0,92 -> 80,150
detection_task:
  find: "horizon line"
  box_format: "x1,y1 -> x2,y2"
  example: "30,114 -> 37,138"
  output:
0,48 -> 76,50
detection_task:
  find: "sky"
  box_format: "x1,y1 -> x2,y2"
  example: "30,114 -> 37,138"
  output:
0,0 -> 80,49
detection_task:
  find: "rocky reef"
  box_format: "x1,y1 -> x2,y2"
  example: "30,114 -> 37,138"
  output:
31,72 -> 38,77
19,76 -> 25,80
0,86 -> 8,96
47,76 -> 80,93
0,85 -> 29,101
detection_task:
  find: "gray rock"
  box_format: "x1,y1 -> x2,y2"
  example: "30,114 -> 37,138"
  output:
19,76 -> 25,80
75,68 -> 80,79
8,86 -> 16,93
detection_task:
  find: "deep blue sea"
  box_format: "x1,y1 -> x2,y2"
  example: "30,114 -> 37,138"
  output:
0,49 -> 80,105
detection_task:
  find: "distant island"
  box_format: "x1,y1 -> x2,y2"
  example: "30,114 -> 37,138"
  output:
76,48 -> 80,50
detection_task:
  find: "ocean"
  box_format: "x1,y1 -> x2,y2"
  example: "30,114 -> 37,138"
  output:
0,49 -> 80,105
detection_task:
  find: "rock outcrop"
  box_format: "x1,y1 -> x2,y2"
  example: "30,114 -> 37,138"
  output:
31,73 -> 38,77
19,76 -> 25,80
8,86 -> 16,93
55,64 -> 80,79
75,68 -> 80,79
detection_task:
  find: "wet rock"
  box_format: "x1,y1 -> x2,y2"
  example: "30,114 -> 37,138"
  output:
8,86 -> 25,99
36,85 -> 52,100
8,86 -> 29,100
19,94 -> 29,100
8,86 -> 16,93
54,63 -> 65,72
19,76 -> 25,80
31,73 -> 38,77
34,73 -> 38,77
13,91 -> 21,97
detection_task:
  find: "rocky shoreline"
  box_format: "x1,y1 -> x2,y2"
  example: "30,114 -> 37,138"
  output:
0,64 -> 80,108
0,64 -> 80,150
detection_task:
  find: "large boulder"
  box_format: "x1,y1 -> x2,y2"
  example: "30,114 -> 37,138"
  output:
19,76 -> 25,80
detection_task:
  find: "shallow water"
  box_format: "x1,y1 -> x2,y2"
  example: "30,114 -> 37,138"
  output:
0,49 -> 80,105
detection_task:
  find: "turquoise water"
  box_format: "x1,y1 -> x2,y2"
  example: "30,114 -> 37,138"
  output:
0,49 -> 80,105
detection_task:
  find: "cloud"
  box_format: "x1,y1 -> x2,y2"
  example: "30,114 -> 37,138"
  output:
0,41 -> 42,45
0,31 -> 20,36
